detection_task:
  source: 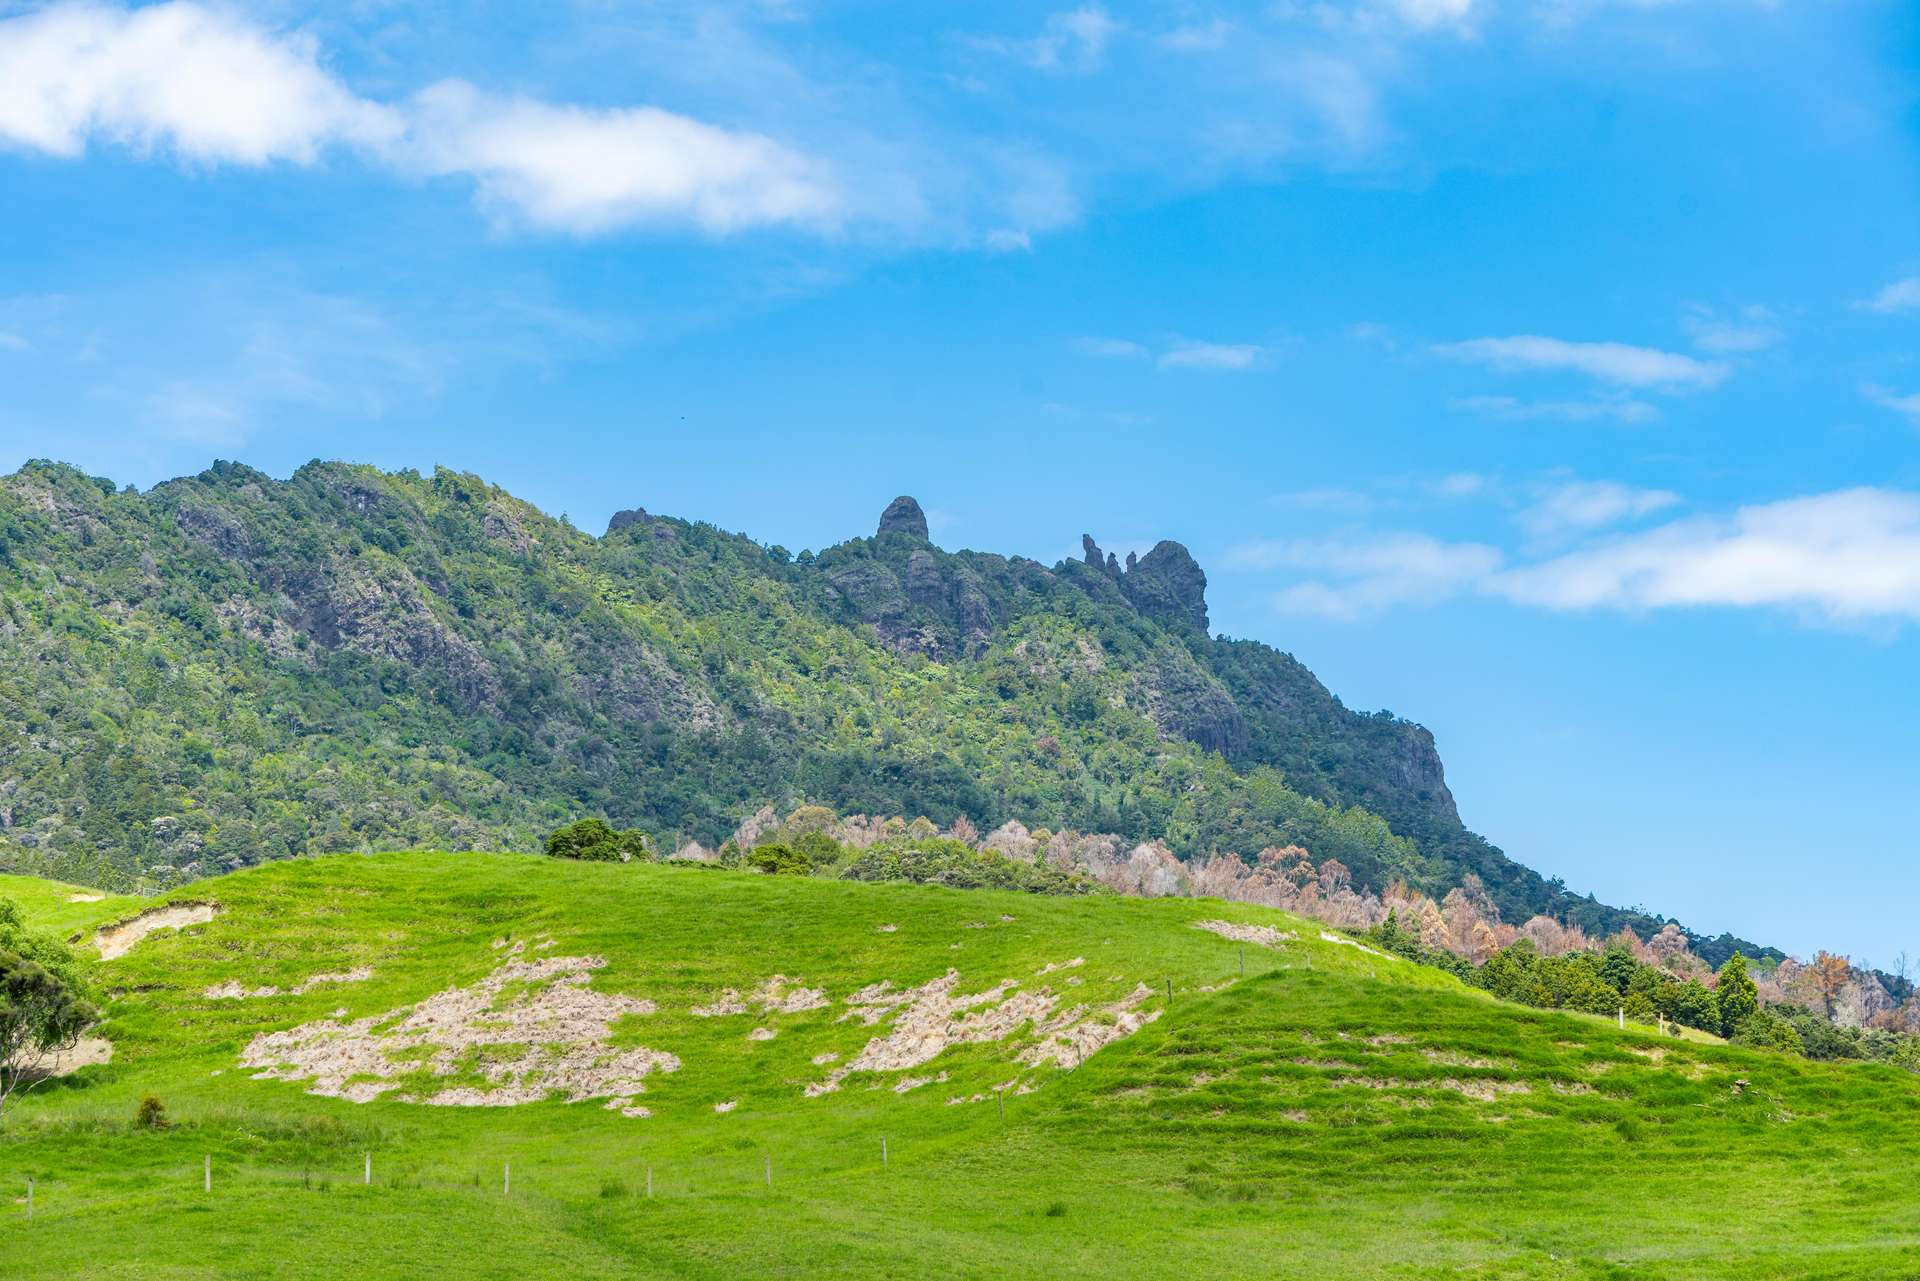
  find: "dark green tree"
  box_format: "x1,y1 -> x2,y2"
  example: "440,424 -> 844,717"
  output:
1716,953 -> 1759,1037
0,949 -> 98,1119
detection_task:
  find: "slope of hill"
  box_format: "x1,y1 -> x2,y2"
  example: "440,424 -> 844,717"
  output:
0,458 -> 1768,958
1,852 -> 1913,1279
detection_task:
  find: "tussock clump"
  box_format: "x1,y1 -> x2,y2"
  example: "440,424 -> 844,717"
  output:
1194,920 -> 1297,947
1422,1049 -> 1515,1070
205,968 -> 373,1001
239,952 -> 676,1115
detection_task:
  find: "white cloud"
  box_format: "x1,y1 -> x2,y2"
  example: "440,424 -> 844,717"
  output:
1076,336 -> 1147,358
0,1 -> 399,164
1159,339 -> 1263,370
0,2 -> 840,238
1229,533 -> 1503,618
1233,487 -> 1920,628
405,81 -> 839,235
1435,335 -> 1730,390
1854,277 -> 1920,315
1491,490 -> 1920,623
1865,385 -> 1920,426
1453,394 -> 1661,425
1517,480 -> 1681,538
1682,304 -> 1783,354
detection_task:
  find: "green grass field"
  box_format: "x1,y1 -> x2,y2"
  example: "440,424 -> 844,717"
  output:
4,851 -> 1917,1279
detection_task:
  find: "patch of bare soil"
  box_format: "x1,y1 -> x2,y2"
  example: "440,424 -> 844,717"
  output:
1194,920 -> 1297,947
1318,930 -> 1389,958
205,967 -> 374,1001
693,976 -> 826,1017
94,902 -> 219,960
67,893 -> 104,904
805,970 -> 1158,1095
11,1036 -> 114,1080
1018,985 -> 1162,1069
239,950 -> 676,1115
753,975 -> 828,1013
1035,957 -> 1085,976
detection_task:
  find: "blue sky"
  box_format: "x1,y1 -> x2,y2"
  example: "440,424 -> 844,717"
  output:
1,0 -> 1917,964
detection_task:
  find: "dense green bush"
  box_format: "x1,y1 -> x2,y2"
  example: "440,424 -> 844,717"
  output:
841,838 -> 1093,895
746,842 -> 812,875
544,819 -> 655,863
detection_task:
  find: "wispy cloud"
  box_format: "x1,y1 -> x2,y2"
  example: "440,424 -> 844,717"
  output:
1072,335 -> 1265,370
1453,394 -> 1661,425
1516,479 -> 1680,538
1229,533 -> 1503,619
1435,335 -> 1730,390
1854,277 -> 1920,315
1076,336 -> 1148,358
1864,384 -> 1920,426
1158,339 -> 1263,370
1682,304 -> 1783,355
968,7 -> 1119,73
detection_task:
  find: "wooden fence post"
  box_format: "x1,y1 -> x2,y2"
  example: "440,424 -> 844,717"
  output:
25,1178 -> 31,1220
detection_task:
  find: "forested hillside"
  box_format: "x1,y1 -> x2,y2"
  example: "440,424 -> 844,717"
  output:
0,458 -> 1762,957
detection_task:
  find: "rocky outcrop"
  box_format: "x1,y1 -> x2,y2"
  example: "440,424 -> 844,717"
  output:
1122,541 -> 1209,634
878,496 -> 929,540
1077,535 -> 1210,634
606,507 -> 648,535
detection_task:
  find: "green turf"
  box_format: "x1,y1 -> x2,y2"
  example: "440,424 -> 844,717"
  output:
4,852 -> 1916,1279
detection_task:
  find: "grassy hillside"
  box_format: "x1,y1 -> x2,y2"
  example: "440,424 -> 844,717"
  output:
3,853 -> 1913,1279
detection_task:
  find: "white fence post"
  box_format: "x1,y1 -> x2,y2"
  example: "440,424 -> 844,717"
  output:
364,1152 -> 371,1186
203,1155 -> 211,1193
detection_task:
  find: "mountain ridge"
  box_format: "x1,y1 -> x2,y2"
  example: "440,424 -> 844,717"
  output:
0,457 -> 1774,964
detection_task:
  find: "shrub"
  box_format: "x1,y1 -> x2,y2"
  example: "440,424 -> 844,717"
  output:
1731,1009 -> 1805,1056
747,842 -> 811,876
134,1095 -> 169,1129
